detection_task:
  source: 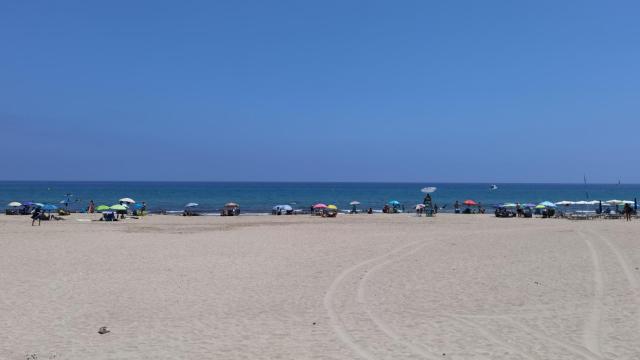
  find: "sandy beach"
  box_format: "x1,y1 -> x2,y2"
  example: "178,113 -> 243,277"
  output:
1,213 -> 639,359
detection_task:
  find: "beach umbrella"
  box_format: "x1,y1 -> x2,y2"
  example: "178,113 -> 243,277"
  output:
502,203 -> 517,208
225,202 -> 239,207
539,201 -> 556,207
463,200 -> 477,206
110,204 -> 128,211
313,203 -> 327,209
185,202 -> 199,208
535,204 -> 546,209
41,204 -> 58,212
421,187 -> 437,194
555,201 -> 574,206
349,201 -> 361,205
274,204 -> 293,211
132,203 -> 144,209
7,201 -> 21,207
22,201 -> 34,206
119,198 -> 135,204
34,203 -> 44,207
95,205 -> 110,212
523,203 -> 536,208
415,204 -> 425,209
327,205 -> 338,210
388,200 -> 400,205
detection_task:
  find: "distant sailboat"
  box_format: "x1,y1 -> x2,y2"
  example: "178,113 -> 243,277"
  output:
490,184 -> 498,190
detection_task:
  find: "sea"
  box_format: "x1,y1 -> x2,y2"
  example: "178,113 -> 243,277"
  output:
1,181 -> 639,214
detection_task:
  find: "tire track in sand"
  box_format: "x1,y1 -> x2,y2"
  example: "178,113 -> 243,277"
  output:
585,228 -> 640,348
355,242 -> 443,360
325,239 -> 440,359
577,229 -> 604,357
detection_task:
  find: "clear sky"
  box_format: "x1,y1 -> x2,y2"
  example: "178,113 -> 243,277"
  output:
1,1 -> 638,183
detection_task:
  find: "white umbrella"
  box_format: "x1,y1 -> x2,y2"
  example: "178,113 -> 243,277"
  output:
349,201 -> 360,205
119,197 -> 135,204
415,204 -> 425,209
185,202 -> 199,208
421,187 -> 437,193
8,201 -> 21,207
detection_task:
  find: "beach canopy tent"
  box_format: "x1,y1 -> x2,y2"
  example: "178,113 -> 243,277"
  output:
185,202 -> 199,208
539,201 -> 556,207
327,205 -> 338,210
555,201 -> 574,206
7,202 -> 21,207
421,187 -> 437,194
273,204 -> 293,211
313,203 -> 327,209
119,198 -> 135,204
349,201 -> 361,205
388,200 -> 400,205
110,204 -> 127,211
463,200 -> 478,206
95,205 -> 110,212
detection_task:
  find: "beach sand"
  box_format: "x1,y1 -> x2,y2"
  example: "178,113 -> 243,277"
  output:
1,213 -> 639,359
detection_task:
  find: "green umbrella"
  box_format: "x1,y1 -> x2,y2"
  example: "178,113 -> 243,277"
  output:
95,205 -> 110,212
110,204 -> 128,211
535,204 -> 546,209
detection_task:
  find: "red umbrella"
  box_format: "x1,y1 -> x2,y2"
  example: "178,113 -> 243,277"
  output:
463,200 -> 478,206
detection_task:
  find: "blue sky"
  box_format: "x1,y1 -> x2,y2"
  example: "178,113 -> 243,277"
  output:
1,0 -> 638,182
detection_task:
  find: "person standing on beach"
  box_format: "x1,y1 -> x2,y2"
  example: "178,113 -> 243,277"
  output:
88,200 -> 95,214
454,201 -> 460,214
31,207 -> 42,226
624,203 -> 632,221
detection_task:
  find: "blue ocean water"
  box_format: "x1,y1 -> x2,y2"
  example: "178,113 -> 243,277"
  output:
1,181 -> 638,213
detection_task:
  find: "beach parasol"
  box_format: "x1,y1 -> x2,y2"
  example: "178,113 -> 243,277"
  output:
224,202 -> 239,207
7,201 -> 21,207
327,205 -> 338,210
41,204 -> 58,212
502,203 -> 517,208
415,204 -> 425,209
185,202 -> 199,208
119,198 -> 135,204
95,205 -> 110,212
34,203 -> 44,207
463,200 -> 477,206
110,204 -> 128,211
349,201 -> 361,205
313,203 -> 327,209
523,203 -> 536,208
388,200 -> 400,205
421,187 -> 437,194
535,204 -> 546,209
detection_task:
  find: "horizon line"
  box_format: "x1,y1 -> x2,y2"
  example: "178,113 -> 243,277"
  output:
0,180 -> 637,185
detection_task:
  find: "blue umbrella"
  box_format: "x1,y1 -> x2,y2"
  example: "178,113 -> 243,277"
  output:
40,204 -> 58,212
388,200 -> 400,205
132,203 -> 144,209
